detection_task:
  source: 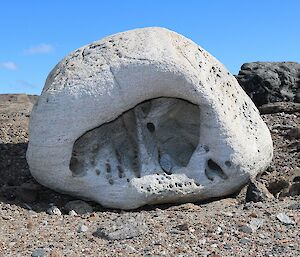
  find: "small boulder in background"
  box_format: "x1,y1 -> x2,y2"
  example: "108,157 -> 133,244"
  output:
236,62 -> 300,106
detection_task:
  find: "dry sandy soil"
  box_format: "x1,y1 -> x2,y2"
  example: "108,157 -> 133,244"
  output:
0,94 -> 299,257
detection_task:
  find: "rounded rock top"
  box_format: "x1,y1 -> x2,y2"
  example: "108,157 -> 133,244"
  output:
26,27 -> 273,209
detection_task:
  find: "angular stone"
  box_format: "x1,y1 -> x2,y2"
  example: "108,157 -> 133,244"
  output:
26,27 -> 273,209
46,206 -> 62,216
246,179 -> 274,202
77,224 -> 88,233
276,213 -> 295,225
31,249 -> 46,257
239,218 -> 264,234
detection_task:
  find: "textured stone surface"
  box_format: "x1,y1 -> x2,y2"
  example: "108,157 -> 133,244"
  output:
26,27 -> 273,209
236,62 -> 300,106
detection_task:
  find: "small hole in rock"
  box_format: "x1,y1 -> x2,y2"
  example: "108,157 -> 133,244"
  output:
146,122 -> 155,132
106,163 -> 111,173
206,159 -> 228,180
225,161 -> 231,167
203,145 -> 209,152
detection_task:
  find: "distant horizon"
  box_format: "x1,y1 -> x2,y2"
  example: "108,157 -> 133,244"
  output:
1,0 -> 299,95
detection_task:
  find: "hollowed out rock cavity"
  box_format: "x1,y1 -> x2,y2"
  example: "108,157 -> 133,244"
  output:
70,97 -> 200,181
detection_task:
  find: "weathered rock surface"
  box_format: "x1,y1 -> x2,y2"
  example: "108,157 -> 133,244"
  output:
236,62 -> 300,106
26,27 -> 273,209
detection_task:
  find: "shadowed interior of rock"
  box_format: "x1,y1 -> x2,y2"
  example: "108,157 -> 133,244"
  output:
70,97 -> 231,189
70,97 -> 210,183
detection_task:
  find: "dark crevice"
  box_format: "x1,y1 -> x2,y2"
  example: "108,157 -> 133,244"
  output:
205,159 -> 228,181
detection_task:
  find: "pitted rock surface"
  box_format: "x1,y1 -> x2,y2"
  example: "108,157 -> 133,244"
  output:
26,27 -> 273,209
236,62 -> 300,106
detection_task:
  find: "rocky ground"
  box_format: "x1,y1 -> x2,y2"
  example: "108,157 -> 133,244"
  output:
0,94 -> 299,257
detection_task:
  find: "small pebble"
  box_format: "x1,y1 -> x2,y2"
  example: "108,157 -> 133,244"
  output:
69,210 -> 78,216
198,238 -> 206,245
276,213 -> 295,225
31,248 -> 46,257
287,203 -> 300,210
215,226 -> 223,234
77,224 -> 88,233
223,244 -> 232,249
240,238 -> 250,244
46,206 -> 62,216
274,231 -> 282,239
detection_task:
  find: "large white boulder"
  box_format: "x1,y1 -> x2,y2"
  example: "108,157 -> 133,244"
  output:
27,27 -> 273,209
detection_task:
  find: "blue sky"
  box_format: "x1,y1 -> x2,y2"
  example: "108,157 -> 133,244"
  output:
1,0 -> 299,95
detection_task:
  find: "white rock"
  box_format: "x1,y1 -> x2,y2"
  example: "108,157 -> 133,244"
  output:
276,213 -> 295,225
68,210 -> 78,216
77,224 -> 88,233
46,206 -> 61,216
26,27 -> 273,209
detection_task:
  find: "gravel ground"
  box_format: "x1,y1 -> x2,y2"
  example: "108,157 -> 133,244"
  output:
0,94 -> 299,257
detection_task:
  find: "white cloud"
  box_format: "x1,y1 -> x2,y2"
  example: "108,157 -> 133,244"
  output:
24,43 -> 54,55
0,61 -> 17,70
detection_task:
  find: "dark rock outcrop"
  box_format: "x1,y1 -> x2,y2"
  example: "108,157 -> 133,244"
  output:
236,62 -> 300,106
